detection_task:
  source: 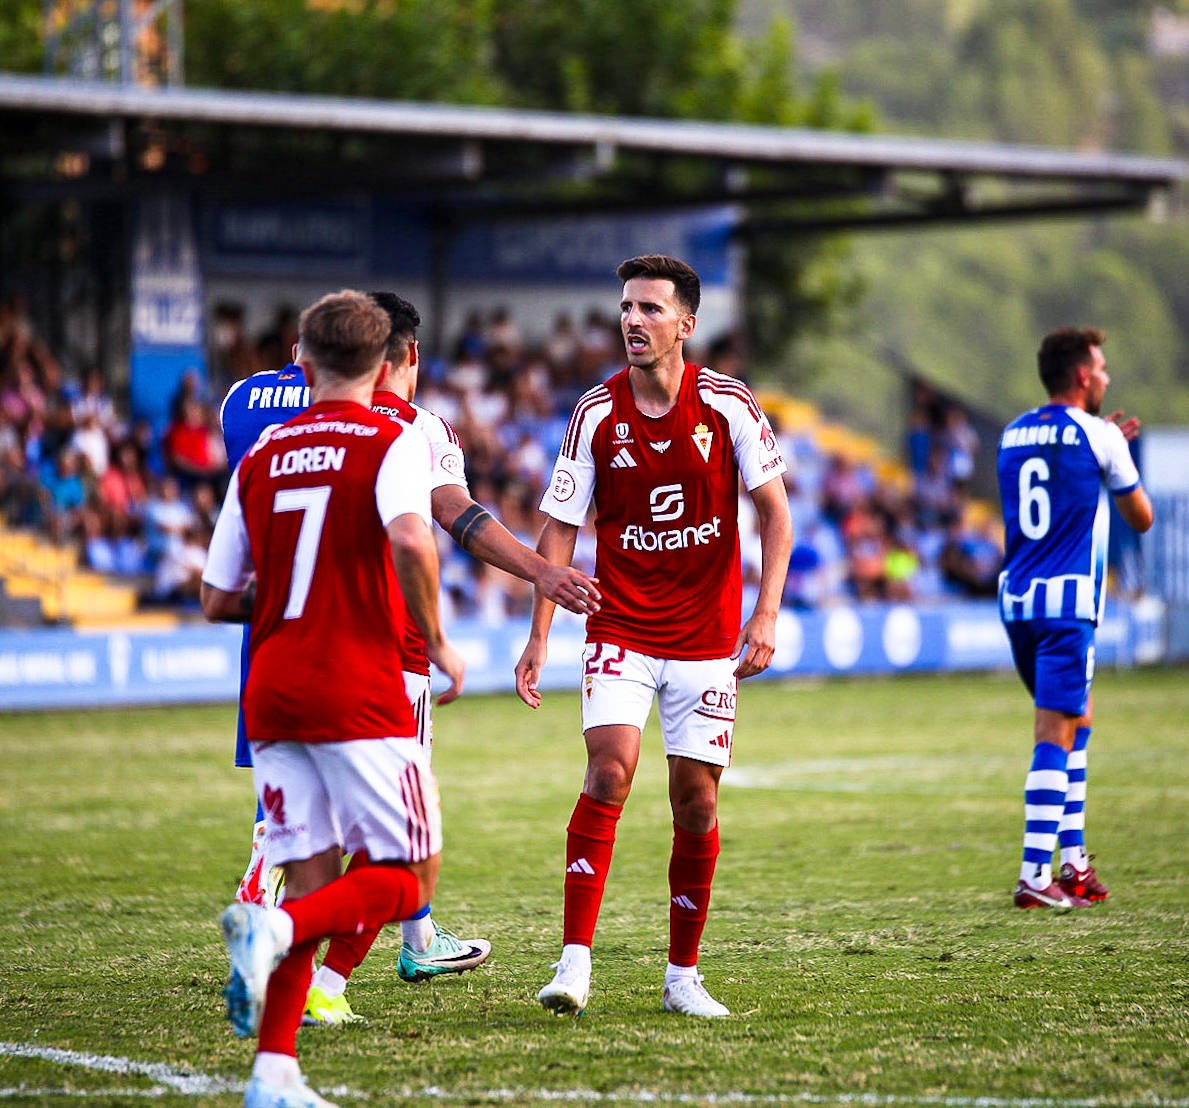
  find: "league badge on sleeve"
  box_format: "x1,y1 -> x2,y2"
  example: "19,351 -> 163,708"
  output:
692,423 -> 713,463
552,469 -> 577,502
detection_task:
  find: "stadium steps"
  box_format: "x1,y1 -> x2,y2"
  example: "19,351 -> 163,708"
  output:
757,390 -> 912,490
757,389 -> 1005,532
0,525 -> 145,627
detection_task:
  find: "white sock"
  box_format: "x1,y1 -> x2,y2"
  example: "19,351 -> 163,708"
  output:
559,943 -> 592,975
1020,862 -> 1053,888
665,962 -> 698,984
401,916 -> 435,953
1060,844 -> 1089,870
252,1051 -> 300,1086
309,965 -> 347,997
266,907 -> 294,955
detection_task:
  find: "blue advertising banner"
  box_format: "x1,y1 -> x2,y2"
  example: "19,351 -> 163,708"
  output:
0,600 -> 1165,711
199,196 -> 737,288
202,198 -> 372,276
129,192 -> 206,434
446,205 -> 737,286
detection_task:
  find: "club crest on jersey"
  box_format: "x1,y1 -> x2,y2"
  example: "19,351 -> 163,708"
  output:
692,422 -> 713,463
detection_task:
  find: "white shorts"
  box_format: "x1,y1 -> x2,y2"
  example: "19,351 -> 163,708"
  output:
251,737 -> 442,867
579,643 -> 738,767
403,671 -> 433,754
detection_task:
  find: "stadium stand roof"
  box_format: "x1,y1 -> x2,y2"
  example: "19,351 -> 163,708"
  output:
1,73 -> 1185,234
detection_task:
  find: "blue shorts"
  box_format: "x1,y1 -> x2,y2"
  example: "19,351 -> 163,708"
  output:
1004,619 -> 1095,717
234,630 -> 252,768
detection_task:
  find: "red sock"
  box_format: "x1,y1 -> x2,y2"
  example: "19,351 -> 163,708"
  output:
257,938 -> 317,1057
320,850 -> 381,979
284,862 -> 422,948
668,822 -> 719,967
562,793 -> 622,947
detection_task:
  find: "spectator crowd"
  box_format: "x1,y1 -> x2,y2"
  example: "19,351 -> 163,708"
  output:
0,291 -> 1002,621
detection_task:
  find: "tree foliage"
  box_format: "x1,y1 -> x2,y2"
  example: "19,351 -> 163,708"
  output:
773,0 -> 1189,427
3,0 -> 1185,422
184,0 -> 505,104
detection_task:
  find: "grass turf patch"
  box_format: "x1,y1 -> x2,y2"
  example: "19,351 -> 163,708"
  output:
1,667 -> 1187,1105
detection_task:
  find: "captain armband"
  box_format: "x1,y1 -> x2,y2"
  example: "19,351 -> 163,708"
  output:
449,503 -> 493,552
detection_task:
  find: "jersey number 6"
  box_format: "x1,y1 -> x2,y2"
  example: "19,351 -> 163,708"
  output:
1018,458 -> 1051,541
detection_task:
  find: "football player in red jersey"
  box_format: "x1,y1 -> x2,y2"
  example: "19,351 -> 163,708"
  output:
301,292 -> 601,1023
202,289 -> 465,1108
516,255 -> 792,1018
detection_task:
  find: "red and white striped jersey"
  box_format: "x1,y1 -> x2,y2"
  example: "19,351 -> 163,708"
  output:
203,399 -> 433,742
372,389 -> 468,676
540,363 -> 785,659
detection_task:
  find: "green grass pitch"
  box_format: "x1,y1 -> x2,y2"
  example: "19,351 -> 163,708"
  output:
1,666 -> 1187,1106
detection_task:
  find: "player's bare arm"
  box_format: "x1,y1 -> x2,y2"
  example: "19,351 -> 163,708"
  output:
514,516 -> 580,709
389,511 -> 466,705
1115,485 -> 1154,534
732,475 -> 793,680
200,580 -> 254,623
431,484 -> 600,616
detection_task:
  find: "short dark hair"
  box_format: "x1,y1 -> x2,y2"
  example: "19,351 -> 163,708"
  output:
298,289 -> 391,381
1037,327 -> 1106,395
616,254 -> 701,315
368,291 -> 421,364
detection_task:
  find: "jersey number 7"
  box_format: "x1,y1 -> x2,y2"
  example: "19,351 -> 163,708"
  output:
273,485 -> 331,619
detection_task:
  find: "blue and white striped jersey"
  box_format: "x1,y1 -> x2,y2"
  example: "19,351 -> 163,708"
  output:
997,404 -> 1141,625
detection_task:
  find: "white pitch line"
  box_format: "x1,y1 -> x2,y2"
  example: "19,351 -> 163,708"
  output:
413,1090 -> 1189,1107
4,1043 -> 1187,1108
0,1088 -> 176,1099
0,1042 -> 240,1097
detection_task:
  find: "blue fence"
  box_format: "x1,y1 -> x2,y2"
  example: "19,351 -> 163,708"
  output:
0,599 -> 1167,712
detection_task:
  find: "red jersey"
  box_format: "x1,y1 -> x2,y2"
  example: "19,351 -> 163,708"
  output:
371,389 -> 469,677
540,364 -> 786,659
203,399 -> 433,742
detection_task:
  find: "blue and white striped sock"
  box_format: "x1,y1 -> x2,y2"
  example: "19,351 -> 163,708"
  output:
1020,741 -> 1069,888
1058,726 -> 1091,870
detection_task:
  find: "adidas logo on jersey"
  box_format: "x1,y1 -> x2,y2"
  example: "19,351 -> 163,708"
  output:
650,440 -> 672,453
610,447 -> 637,468
567,858 -> 595,875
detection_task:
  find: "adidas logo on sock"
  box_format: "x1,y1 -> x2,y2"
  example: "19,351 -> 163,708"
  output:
671,894 -> 698,910
567,858 -> 595,874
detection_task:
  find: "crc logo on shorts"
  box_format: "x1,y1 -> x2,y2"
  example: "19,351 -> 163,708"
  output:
262,784 -> 286,826
649,483 -> 685,522
551,468 -> 576,502
696,686 -> 737,723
